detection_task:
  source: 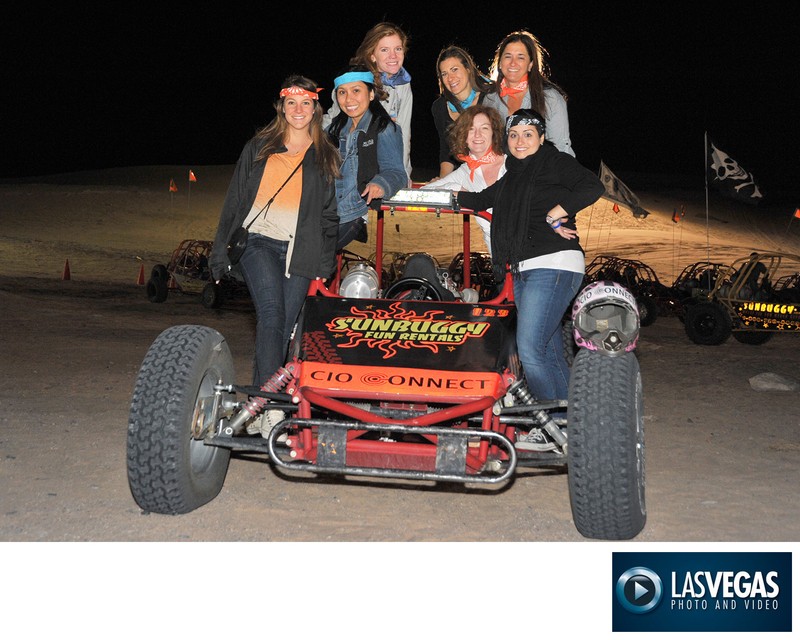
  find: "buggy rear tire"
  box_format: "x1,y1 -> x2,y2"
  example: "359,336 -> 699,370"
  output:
151,264 -> 169,281
636,296 -> 658,327
733,331 -> 773,345
567,349 -> 645,540
201,282 -> 224,309
127,325 -> 234,514
684,301 -> 731,345
385,277 -> 443,301
146,275 -> 168,303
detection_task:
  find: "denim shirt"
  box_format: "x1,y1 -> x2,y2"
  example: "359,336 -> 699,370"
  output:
331,109 -> 407,224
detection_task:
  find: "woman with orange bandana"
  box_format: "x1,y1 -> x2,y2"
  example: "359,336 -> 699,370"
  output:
484,30 -> 575,157
423,104 -> 506,255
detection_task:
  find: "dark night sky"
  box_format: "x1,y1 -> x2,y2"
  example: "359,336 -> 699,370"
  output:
4,5 -> 798,196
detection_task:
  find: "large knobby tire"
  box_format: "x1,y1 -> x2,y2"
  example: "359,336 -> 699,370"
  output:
127,325 -> 234,514
567,349 -> 646,540
684,301 -> 731,345
732,331 -> 773,345
146,276 -> 168,303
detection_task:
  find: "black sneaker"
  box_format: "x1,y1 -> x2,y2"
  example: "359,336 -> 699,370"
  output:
516,428 -> 555,451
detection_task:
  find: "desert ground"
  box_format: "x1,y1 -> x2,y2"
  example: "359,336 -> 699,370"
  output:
1,165 -> 798,634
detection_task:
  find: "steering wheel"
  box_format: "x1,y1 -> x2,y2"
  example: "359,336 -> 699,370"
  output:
384,277 -> 443,301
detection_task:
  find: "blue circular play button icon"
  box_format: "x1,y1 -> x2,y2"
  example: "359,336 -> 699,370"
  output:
616,567 -> 663,614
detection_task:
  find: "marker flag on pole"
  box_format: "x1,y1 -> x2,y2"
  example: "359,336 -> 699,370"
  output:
169,178 -> 178,193
598,161 -> 649,218
189,170 -> 197,182
794,208 -> 800,220
672,208 -> 680,224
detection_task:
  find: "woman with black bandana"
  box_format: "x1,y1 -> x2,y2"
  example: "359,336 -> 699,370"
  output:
456,109 -> 603,406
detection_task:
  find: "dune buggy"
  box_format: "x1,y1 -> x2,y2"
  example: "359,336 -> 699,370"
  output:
583,255 -> 677,327
668,260 -> 733,321
127,190 -> 646,540
683,251 -> 800,345
146,238 -> 249,309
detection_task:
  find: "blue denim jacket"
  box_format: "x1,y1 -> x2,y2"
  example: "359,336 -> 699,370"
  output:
331,109 -> 407,224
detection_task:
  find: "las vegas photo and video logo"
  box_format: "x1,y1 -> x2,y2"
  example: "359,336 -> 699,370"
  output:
612,552 -> 791,632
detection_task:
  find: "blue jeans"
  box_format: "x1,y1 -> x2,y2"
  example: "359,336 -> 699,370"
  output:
336,217 -> 367,252
513,268 -> 583,402
239,234 -> 310,385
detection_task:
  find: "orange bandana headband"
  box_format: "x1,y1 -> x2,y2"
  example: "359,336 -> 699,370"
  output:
279,86 -> 320,101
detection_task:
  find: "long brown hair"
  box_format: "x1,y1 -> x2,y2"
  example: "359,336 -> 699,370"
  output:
350,22 -> 409,101
255,75 -> 341,181
435,45 -> 493,111
488,30 -> 566,116
447,104 -> 505,158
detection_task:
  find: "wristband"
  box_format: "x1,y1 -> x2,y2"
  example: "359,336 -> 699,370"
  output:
551,221 -> 561,229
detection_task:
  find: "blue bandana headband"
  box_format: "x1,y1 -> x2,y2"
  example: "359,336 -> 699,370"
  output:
334,71 -> 375,89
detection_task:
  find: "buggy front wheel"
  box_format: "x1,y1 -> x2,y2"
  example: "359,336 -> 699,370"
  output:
567,349 -> 645,539
127,325 -> 234,514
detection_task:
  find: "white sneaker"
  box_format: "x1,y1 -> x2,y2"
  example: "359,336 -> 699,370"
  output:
259,410 -> 287,442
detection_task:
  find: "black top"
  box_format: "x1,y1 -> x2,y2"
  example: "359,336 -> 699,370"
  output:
430,93 -> 487,168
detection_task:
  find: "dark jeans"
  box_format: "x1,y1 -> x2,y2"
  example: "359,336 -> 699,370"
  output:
336,217 -> 367,252
239,234 -> 310,385
512,268 -> 583,402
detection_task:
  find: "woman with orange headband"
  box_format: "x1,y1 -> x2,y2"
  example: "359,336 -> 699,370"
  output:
210,75 -> 340,432
484,30 -> 575,157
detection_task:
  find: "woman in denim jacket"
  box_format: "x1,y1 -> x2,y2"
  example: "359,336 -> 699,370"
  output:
327,65 -> 407,251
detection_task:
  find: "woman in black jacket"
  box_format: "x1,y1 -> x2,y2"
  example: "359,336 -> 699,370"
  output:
210,75 -> 340,387
456,109 -> 603,406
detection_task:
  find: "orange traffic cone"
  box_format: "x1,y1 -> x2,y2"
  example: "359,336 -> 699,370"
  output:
62,259 -> 71,280
137,263 -> 145,285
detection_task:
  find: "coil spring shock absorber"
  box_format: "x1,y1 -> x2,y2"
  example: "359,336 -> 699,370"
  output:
509,379 -> 568,450
226,364 -> 297,434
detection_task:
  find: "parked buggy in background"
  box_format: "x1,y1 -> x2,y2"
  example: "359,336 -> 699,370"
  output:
128,190 -> 646,540
683,251 -> 800,345
668,260 -> 733,321
146,238 -> 249,309
582,255 -> 678,326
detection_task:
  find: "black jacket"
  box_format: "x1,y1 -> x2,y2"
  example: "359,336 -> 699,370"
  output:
457,144 -> 603,266
210,137 -> 339,281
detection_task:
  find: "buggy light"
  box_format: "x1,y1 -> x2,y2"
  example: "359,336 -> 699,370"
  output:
572,280 -> 639,354
339,263 -> 379,298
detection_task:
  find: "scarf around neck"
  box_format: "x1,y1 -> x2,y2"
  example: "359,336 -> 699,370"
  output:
447,88 -> 477,113
499,77 -> 528,98
456,150 -> 501,181
381,67 -> 412,87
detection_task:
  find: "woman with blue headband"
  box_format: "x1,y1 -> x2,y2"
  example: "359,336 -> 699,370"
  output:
325,22 -> 413,180
327,64 -> 407,251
